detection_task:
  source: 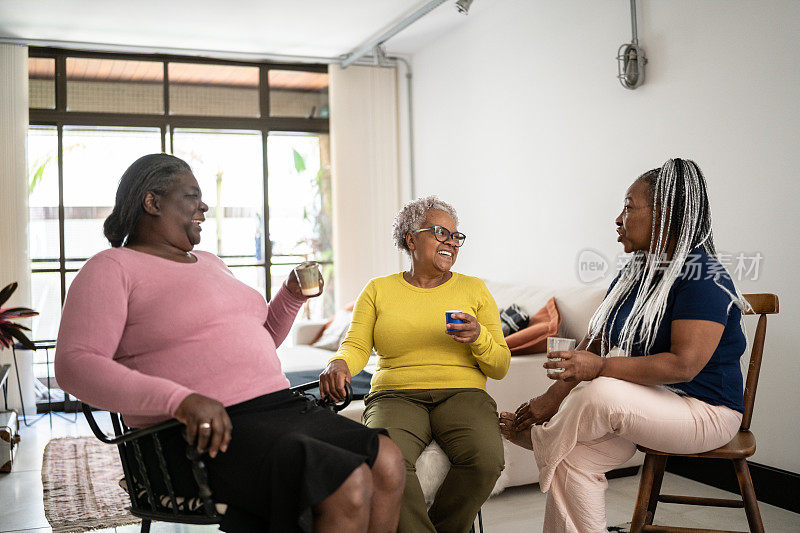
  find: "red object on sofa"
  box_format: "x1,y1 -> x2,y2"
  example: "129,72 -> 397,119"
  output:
504,297 -> 561,355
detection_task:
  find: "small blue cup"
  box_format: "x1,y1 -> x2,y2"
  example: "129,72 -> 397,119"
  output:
446,310 -> 463,332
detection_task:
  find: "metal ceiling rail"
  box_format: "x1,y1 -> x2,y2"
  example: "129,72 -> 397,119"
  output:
340,0 -> 447,68
0,36 -> 383,66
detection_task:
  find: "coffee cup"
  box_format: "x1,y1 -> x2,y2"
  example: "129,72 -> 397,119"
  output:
294,261 -> 321,296
446,310 -> 463,332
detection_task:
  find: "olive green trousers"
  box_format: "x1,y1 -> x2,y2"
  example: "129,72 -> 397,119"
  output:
363,388 -> 504,533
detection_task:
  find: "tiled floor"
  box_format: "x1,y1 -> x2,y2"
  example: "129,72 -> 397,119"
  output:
1,413 -> 798,532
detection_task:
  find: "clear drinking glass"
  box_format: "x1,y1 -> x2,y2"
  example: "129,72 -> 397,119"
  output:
547,337 -> 576,375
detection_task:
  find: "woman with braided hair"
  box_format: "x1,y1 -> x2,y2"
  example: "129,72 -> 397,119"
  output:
500,158 -> 748,532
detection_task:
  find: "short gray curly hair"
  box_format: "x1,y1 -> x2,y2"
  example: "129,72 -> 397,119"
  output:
392,196 -> 459,253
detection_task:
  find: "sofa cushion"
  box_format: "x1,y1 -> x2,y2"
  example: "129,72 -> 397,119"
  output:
549,285 -> 608,341
504,297 -> 561,355
312,311 -> 353,351
310,301 -> 356,344
484,280 -> 608,344
499,303 -> 530,336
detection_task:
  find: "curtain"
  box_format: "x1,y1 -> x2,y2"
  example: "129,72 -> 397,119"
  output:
329,64 -> 403,306
0,43 -> 34,412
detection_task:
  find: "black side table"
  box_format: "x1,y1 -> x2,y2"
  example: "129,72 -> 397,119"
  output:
11,340 -> 78,428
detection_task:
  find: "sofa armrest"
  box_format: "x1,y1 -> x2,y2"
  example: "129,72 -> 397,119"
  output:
292,319 -> 329,346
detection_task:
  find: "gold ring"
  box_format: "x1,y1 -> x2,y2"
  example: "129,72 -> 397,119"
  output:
199,422 -> 212,431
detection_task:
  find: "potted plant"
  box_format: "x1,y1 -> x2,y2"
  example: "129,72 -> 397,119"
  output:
0,282 -> 38,351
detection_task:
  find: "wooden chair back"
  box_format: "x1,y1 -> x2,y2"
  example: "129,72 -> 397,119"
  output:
740,293 -> 779,431
631,293 -> 779,533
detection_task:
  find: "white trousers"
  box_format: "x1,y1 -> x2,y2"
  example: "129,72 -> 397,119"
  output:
530,377 -> 742,533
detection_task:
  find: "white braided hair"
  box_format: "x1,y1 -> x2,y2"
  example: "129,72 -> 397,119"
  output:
587,158 -> 749,357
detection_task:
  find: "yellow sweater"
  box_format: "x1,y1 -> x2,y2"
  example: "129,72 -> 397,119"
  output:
332,272 -> 510,391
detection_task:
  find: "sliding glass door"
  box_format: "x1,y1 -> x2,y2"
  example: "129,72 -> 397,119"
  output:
26,50 -> 332,407
267,132 -> 333,318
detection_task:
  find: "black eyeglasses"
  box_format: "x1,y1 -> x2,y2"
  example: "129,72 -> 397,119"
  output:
414,226 -> 467,247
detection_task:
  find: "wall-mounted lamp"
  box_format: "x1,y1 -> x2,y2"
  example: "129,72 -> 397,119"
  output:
455,0 -> 474,15
617,0 -> 647,89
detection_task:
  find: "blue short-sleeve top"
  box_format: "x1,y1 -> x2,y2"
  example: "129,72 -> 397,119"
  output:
605,248 -> 746,413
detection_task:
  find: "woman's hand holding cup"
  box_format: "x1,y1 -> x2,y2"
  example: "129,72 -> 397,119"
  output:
544,337 -> 575,377
287,261 -> 323,299
445,310 -> 481,343
544,349 -> 605,382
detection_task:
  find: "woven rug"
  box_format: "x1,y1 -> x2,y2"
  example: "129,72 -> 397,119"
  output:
42,436 -> 140,533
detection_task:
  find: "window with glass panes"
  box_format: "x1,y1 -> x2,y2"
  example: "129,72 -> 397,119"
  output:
27,50 -> 334,400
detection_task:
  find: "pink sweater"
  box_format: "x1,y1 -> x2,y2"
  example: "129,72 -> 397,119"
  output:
55,247 -> 304,427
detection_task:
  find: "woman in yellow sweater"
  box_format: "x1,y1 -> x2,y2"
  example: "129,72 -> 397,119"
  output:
320,196 -> 510,533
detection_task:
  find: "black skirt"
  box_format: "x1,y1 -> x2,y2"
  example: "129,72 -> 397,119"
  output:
131,388 -> 385,532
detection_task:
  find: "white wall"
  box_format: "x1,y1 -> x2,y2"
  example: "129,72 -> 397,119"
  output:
410,0 -> 800,473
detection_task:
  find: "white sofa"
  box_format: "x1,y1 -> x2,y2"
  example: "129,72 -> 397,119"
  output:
276,280 -> 643,492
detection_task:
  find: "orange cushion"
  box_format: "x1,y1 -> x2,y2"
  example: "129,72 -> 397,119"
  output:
504,297 -> 561,355
310,301 -> 356,344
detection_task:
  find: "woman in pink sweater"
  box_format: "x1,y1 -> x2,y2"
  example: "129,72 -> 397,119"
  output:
55,153 -> 404,533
